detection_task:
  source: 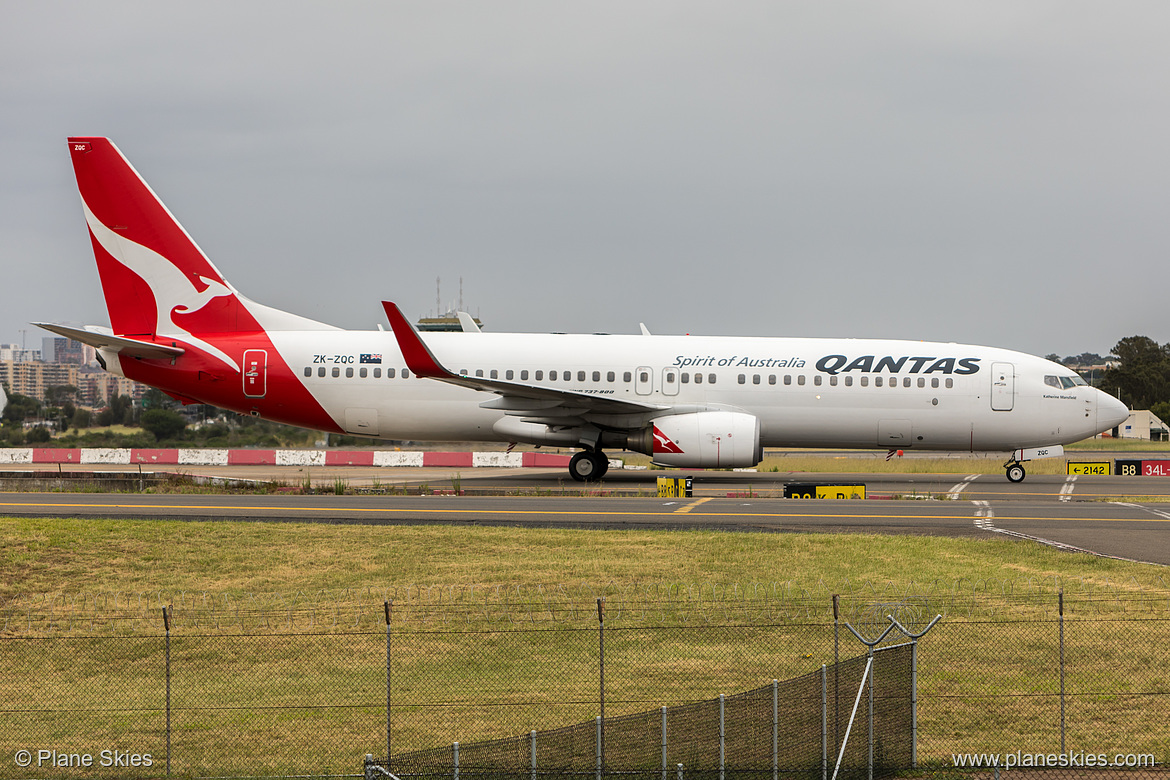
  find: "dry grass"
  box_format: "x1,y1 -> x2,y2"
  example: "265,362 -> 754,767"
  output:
2,517 -> 1168,776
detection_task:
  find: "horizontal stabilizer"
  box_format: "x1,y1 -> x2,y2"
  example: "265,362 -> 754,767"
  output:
34,322 -> 185,360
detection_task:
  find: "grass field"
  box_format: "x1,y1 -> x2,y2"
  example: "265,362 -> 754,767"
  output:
2,517 -> 1168,776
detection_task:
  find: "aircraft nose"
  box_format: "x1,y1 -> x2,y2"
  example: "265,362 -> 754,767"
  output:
1097,389 -> 1129,430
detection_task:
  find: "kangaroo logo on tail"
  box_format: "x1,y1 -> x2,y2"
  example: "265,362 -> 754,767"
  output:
70,137 -> 245,371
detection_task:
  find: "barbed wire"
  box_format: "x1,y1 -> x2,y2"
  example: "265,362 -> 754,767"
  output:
4,575 -> 1170,636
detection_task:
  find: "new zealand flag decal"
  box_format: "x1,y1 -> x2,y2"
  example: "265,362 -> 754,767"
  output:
360,354 -> 382,364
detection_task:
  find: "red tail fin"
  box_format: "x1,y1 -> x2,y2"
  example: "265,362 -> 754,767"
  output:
68,137 -> 244,340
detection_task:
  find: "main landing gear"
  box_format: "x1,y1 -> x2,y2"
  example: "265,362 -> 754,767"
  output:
1005,460 -> 1026,483
569,450 -> 609,483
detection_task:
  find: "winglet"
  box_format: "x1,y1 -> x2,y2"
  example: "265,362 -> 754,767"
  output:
382,302 -> 450,379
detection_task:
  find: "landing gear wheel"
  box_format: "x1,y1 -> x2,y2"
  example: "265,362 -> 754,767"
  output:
569,451 -> 608,483
1006,463 -> 1026,483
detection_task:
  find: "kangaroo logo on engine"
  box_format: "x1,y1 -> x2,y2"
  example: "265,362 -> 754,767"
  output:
815,355 -> 981,375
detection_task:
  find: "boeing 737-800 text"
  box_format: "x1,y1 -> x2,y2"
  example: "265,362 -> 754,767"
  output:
38,138 -> 1129,483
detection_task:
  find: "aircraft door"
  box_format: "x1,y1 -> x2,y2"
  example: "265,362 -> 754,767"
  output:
991,362 -> 1014,411
661,367 -> 679,396
635,366 -> 653,396
243,349 -> 267,398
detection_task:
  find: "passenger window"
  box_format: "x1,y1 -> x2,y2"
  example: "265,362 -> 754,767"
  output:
535,370 -> 543,380
946,378 -> 953,388
506,370 -> 514,380
814,375 -> 822,387
490,369 -> 499,379
768,375 -> 776,385
623,371 -> 632,382
830,376 -> 838,386
708,373 -> 716,384
695,373 -> 703,384
875,376 -> 883,387
681,373 -> 690,383
738,374 -> 746,384
303,367 -> 312,377
784,375 -> 792,386
639,371 -> 649,383
931,378 -> 939,388
387,368 -> 396,379
917,377 -> 924,388
861,376 -> 868,387
332,367 -> 340,378
374,368 -> 381,378
607,371 -> 615,382
360,367 -> 367,378
550,370 -> 558,380
318,367 -> 326,378
459,369 -> 468,375
797,375 -> 806,386
476,369 -> 484,377
753,374 -> 761,385
903,377 -> 910,388
403,369 -> 410,379
578,371 -> 586,382
593,371 -> 601,382
521,370 -> 529,380
844,376 -> 852,387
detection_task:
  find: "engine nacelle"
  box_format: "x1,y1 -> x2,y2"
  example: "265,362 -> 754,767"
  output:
640,411 -> 762,469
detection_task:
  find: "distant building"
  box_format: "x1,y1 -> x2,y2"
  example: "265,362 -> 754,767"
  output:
0,362 -> 147,407
417,315 -> 483,332
0,362 -> 78,401
42,336 -> 95,365
1116,410 -> 1170,441
0,344 -> 41,363
74,369 -> 147,407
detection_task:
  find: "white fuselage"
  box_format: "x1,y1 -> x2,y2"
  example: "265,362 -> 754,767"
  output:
267,331 -> 1125,451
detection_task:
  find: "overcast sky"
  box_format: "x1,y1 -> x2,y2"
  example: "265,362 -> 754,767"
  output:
3,2 -> 1169,359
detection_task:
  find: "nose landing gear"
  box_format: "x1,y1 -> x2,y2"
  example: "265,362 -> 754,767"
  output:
1005,460 -> 1026,483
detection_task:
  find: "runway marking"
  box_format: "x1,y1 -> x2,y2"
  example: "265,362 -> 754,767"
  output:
947,475 -> 979,501
971,499 -> 1161,565
972,500 -> 994,529
674,497 -> 713,514
1059,475 -> 1077,502
1113,502 -> 1170,521
5,500 -> 1170,524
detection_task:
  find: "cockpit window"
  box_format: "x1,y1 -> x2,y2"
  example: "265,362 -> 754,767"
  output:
1047,374 -> 1087,389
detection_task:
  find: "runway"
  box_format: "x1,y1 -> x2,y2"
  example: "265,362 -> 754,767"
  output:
3,463 -> 1170,566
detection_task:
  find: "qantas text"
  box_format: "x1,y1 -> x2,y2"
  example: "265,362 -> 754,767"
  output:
816,355 -> 981,375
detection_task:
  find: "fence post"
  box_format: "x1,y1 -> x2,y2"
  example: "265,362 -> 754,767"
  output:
163,605 -> 171,777
385,600 -> 393,766
832,594 -> 840,759
1059,590 -> 1066,753
453,741 -> 459,780
887,613 -> 942,770
772,679 -> 779,780
531,730 -> 537,780
596,716 -> 602,780
821,665 -> 827,780
719,693 -> 725,780
597,597 -> 605,777
662,706 -> 668,780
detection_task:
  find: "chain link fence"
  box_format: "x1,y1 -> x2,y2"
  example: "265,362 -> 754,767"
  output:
1,587 -> 1167,779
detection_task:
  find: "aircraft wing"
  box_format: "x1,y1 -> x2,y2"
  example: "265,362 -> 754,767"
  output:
34,322 -> 186,360
382,302 -> 665,418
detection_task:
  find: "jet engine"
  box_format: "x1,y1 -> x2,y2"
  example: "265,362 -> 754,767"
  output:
630,411 -> 762,469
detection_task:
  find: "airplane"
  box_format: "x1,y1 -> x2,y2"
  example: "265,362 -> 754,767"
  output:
38,137 -> 1130,484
